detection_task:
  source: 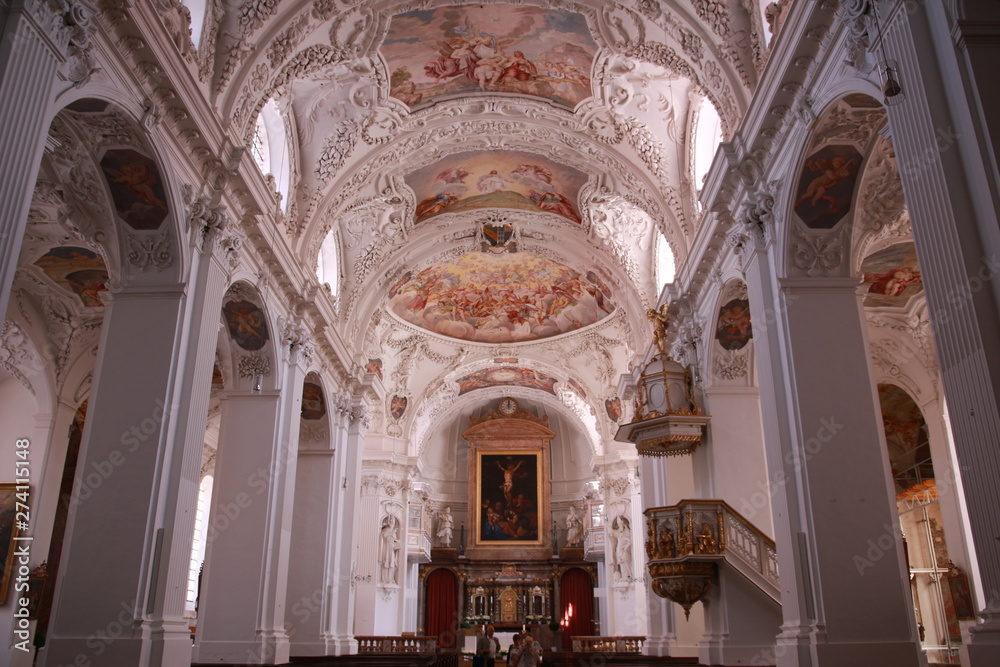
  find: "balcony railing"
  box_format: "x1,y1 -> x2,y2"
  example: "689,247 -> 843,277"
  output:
644,500 -> 779,607
571,636 -> 644,653
356,636 -> 438,653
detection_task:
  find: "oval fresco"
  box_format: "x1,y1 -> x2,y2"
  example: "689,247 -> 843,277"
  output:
406,150 -> 587,224
388,252 -> 615,343
383,5 -> 596,111
222,300 -> 270,351
715,297 -> 752,350
302,381 -> 327,420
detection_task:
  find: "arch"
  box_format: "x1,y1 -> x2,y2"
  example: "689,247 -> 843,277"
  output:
218,280 -> 279,393
780,91 -> 888,280
251,98 -> 293,213
299,371 -> 332,450
706,277 -> 754,387
558,566 -> 594,648
425,567 -> 459,649
41,96 -> 188,286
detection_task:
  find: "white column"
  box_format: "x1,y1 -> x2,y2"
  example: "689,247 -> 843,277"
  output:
353,463 -> 409,637
881,5 -> 1000,663
40,284 -> 187,667
731,203 -> 920,666
324,399 -> 367,655
0,0 -> 94,319
286,444 -> 336,656
193,336 -> 306,664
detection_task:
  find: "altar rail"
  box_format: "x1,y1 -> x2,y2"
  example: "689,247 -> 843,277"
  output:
356,636 -> 437,653
571,636 -> 644,653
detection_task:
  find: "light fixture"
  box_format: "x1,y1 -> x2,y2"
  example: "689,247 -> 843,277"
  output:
252,373 -> 263,393
871,4 -> 904,105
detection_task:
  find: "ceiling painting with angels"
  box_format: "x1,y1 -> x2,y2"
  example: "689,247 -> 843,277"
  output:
387,252 -> 615,344
406,150 -> 587,224
383,5 -> 597,110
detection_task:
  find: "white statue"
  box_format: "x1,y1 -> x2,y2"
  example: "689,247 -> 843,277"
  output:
379,514 -> 401,584
565,505 -> 584,547
437,506 -> 454,547
610,514 -> 633,581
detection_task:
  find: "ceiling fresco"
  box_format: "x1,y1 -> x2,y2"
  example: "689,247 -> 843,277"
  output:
383,5 -> 597,111
406,149 -> 587,224
793,144 -> 864,229
99,148 -> 169,231
34,247 -> 109,308
456,366 -> 558,395
387,252 -> 615,343
861,242 -> 923,307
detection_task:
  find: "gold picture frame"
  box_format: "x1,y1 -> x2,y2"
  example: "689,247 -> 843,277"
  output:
0,483 -> 25,605
474,450 -> 543,546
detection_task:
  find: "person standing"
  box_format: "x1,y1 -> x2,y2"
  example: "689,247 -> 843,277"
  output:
506,633 -> 522,666
515,632 -> 541,666
477,624 -> 501,667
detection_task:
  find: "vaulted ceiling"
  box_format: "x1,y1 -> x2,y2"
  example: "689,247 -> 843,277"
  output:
28,0 -> 769,459
207,0 -> 765,455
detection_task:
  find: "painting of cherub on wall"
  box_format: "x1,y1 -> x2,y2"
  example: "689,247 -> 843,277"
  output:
861,242 -> 923,307
382,5 -> 597,110
793,144 -> 863,229
406,150 -> 587,224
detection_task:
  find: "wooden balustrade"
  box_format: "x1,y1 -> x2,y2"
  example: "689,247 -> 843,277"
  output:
571,636 -> 645,653
356,636 -> 438,653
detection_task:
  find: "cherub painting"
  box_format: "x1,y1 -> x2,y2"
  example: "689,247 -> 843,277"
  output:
222,300 -> 270,351
100,149 -> 169,230
861,243 -> 924,306
793,145 -> 863,229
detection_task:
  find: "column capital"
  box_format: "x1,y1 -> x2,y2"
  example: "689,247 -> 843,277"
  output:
278,316 -> 316,368
18,0 -> 100,85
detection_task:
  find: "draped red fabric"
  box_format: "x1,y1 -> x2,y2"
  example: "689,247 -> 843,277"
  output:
559,567 -> 594,649
425,568 -> 458,648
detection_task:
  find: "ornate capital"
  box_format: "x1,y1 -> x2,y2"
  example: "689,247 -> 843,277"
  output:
279,316 -> 315,366
25,0 -> 100,85
186,188 -> 230,253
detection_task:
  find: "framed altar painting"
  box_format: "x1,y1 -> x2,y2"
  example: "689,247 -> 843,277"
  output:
475,451 -> 543,546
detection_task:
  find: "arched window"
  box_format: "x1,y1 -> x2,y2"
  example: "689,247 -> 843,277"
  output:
692,96 -> 723,202
316,231 -> 340,297
180,0 -> 207,48
656,231 -> 676,289
186,474 -> 214,613
251,98 -> 292,213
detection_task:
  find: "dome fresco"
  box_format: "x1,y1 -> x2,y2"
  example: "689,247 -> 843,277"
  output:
387,252 -> 615,343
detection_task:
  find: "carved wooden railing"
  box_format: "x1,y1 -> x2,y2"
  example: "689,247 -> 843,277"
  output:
571,636 -> 645,653
356,636 -> 438,653
644,500 -> 780,616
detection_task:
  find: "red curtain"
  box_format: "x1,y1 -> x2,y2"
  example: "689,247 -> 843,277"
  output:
559,567 -> 594,649
425,568 -> 458,648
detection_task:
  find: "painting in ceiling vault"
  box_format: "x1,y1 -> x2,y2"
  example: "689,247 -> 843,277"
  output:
387,252 -> 615,343
456,366 -> 558,396
34,246 -> 109,307
406,150 -> 587,224
383,5 -> 596,110
861,242 -> 923,307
